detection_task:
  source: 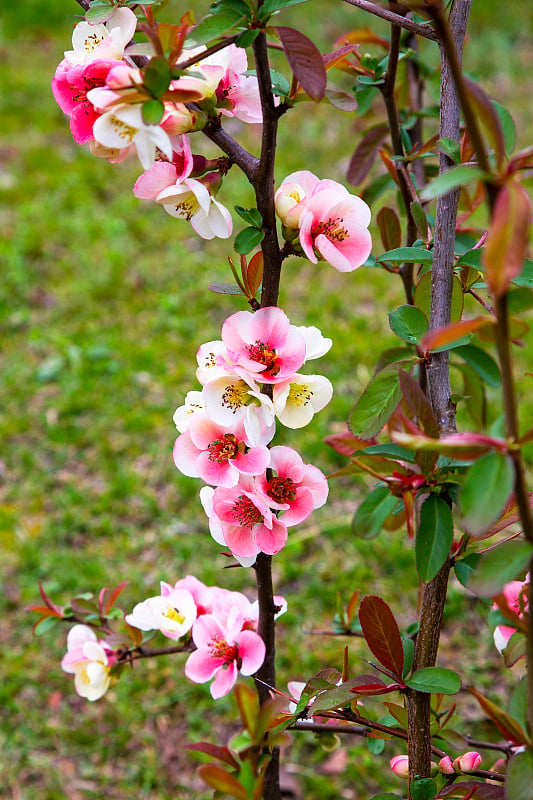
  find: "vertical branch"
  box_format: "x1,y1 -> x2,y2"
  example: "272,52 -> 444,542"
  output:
407,2 -> 471,790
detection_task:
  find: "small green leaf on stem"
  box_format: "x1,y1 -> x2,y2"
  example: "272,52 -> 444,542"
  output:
405,667 -> 461,695
234,227 -> 265,255
506,749 -> 533,800
389,305 -> 428,345
420,165 -> 489,202
351,486 -> 397,540
142,99 -> 165,125
467,539 -> 533,597
460,452 -> 514,536
349,365 -> 402,438
416,494 -> 453,583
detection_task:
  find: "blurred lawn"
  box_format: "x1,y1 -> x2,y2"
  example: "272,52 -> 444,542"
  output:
1,1 -> 532,798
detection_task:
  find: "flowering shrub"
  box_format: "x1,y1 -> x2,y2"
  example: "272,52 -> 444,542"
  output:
31,0 -> 533,798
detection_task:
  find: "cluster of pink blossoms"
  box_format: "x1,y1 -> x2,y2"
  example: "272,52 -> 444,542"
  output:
173,306 -> 330,565
52,8 -> 263,239
390,752 -> 482,779
62,576 -> 285,700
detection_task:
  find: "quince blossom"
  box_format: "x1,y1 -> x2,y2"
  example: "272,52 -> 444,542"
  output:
125,585 -> 197,639
61,624 -> 116,701
493,575 -> 529,655
185,608 -> 266,699
273,373 -> 333,429
256,445 -> 328,526
156,177 -> 232,239
201,372 -> 275,444
92,104 -> 173,170
173,390 -> 206,433
64,7 -> 137,67
173,414 -> 271,487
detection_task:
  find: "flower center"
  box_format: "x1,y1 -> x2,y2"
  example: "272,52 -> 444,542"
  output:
221,381 -> 250,413
210,637 -> 239,663
232,495 -> 262,528
288,383 -> 311,407
247,340 -> 279,376
110,116 -> 137,143
174,196 -> 200,221
208,434 -> 239,463
164,607 -> 186,625
83,33 -> 106,54
315,216 -> 349,243
267,476 -> 296,504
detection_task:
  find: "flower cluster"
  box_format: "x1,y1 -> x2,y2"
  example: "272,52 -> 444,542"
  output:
126,576 -> 283,698
51,9 -> 264,239
275,170 -> 372,272
61,624 -> 118,701
389,752 -> 482,779
492,574 -> 529,656
173,306 -> 330,565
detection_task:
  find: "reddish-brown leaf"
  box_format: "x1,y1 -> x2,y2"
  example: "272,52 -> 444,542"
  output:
275,26 -> 327,101
483,181 -> 532,298
245,251 -> 263,297
347,124 -> 389,185
463,78 -> 505,167
358,595 -> 404,679
398,370 -> 439,438
101,581 -> 129,615
478,492 -> 533,539
323,431 -> 376,456
198,765 -> 248,799
379,149 -> 400,187
183,742 -> 239,769
420,317 -> 494,352
334,28 -> 390,50
467,687 -> 530,746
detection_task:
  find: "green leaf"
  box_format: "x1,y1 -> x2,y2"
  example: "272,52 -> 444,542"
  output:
234,205 -> 262,227
378,247 -> 433,265
420,165 -> 489,202
460,452 -> 514,536
454,553 -> 481,588
414,273 -> 464,324
438,137 -> 461,164
208,282 -> 243,295
34,615 -> 61,636
513,258 -> 533,289
349,365 -> 402,438
143,57 -> 171,98
455,344 -> 501,387
503,630 -> 527,668
235,28 -> 260,47
351,486 -> 397,540
410,777 -> 438,800
234,227 -> 265,255
492,100 -> 516,155
468,538 -> 533,597
141,99 -> 165,125
389,305 -> 428,346
405,667 -> 461,695
311,677 -> 371,713
410,201 -> 429,240
260,0 -> 309,13
359,443 -> 417,463
505,749 -> 533,800
367,737 -> 385,755
508,678 -> 528,734
189,13 -> 243,45
416,495 -> 453,583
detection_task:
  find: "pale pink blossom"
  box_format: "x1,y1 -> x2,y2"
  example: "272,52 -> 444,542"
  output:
273,373 -> 333,429
255,446 -> 328,526
156,177 -> 232,239
185,608 -> 265,698
61,624 -> 116,701
297,325 -> 333,361
453,752 -> 482,773
390,755 -> 410,778
125,586 -> 197,639
299,187 -> 372,272
160,103 -> 197,137
64,7 -> 137,66
275,170 -> 321,229
173,390 -> 206,433
133,138 -> 193,199
196,340 -> 230,385
201,372 -> 275,444
220,307 -> 307,384
438,756 -> 455,775
173,414 -> 271,487
493,575 -> 529,655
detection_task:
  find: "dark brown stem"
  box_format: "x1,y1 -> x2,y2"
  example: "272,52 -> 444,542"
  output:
341,0 -> 439,40
201,115 -> 260,181
117,643 -> 193,664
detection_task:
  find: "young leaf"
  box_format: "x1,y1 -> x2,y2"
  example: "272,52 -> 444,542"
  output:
234,227 -> 265,255
377,207 -> 401,252
410,777 -> 438,800
260,0 -> 309,13
378,247 -> 433,265
460,452 -> 514,536
414,273 -> 464,325
454,554 -> 481,588
438,137 -> 461,164
405,667 -> 461,695
143,57 -> 172,98
389,305 -> 428,345
275,26 -> 327,101
85,3 -> 115,24
234,206 -> 262,227
209,282 -> 244,295
142,99 -> 165,125
421,317 -> 493,352
410,201 -> 429,241
189,13 -> 243,45
245,251 -> 263,297
351,486 -> 397,540
358,595 -> 404,678
467,687 -> 530,745
416,494 -> 453,583
347,124 -> 389,185
183,741 -> 239,769
483,180 -> 532,298
463,77 -> 505,167
398,370 -> 439,438
506,750 -> 533,800
197,765 -> 248,799
420,165 -> 489,202
455,344 -> 501,388
467,539 -> 533,597
349,365 -> 402,438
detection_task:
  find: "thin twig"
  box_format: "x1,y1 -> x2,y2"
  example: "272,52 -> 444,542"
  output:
341,0 -> 438,41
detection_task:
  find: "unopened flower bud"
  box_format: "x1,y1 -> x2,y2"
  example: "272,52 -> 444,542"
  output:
390,755 -> 409,778
438,756 -> 455,775
453,751 -> 482,773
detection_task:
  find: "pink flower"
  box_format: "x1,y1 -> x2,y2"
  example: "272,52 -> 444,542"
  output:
272,373 -> 333,429
155,177 -> 232,239
202,477 -> 288,560
453,751 -> 482,773
255,446 -> 328,526
221,306 -> 307,384
173,414 -> 271,487
51,58 -> 122,144
61,624 -> 116,701
133,137 -> 193,199
299,187 -> 372,272
390,755 -> 409,778
438,756 -> 455,775
64,7 -> 137,67
185,608 -> 265,698
275,170 -> 321,229
493,576 -> 529,655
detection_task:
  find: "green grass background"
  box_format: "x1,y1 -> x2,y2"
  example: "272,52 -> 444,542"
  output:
1,1 -> 532,797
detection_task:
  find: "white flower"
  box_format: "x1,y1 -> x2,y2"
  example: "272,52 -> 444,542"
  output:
92,104 -> 173,170
297,325 -> 333,361
196,340 -> 229,385
202,373 -> 275,443
173,390 -> 206,433
156,179 -> 233,240
273,374 -> 333,428
65,8 -> 137,66
125,588 -> 197,640
61,624 -> 113,701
